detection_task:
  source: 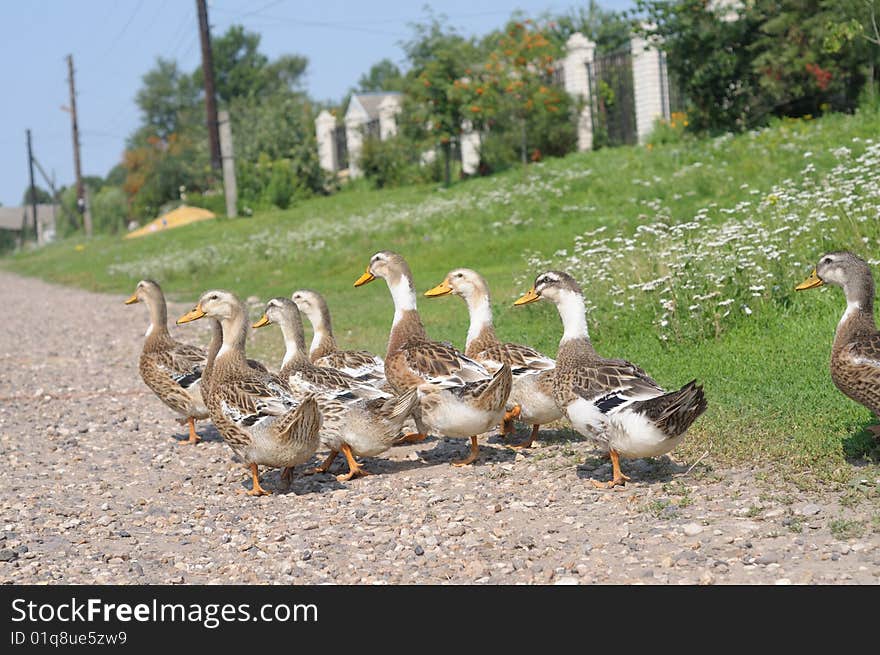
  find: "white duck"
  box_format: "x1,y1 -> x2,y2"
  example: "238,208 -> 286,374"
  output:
515,271 -> 707,487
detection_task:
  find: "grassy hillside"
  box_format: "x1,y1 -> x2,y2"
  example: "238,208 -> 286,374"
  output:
6,108 -> 880,485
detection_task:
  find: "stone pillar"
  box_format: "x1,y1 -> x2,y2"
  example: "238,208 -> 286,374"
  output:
346,118 -> 365,178
460,121 -> 480,175
315,110 -> 338,173
218,110 -> 238,218
563,32 -> 596,152
378,96 -> 402,140
631,33 -> 669,144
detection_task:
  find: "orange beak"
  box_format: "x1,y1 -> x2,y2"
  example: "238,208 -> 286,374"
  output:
176,304 -> 206,324
514,287 -> 540,306
424,279 -> 453,297
252,314 -> 271,329
124,292 -> 139,305
354,266 -> 375,287
795,269 -> 824,291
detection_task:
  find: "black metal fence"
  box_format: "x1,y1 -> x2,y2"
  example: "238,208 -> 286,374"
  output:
587,50 -> 637,148
332,125 -> 348,170
364,119 -> 381,140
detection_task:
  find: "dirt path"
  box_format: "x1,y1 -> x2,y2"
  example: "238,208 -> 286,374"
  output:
0,271 -> 877,584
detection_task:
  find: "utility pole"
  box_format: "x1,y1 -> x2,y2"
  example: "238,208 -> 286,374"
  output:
66,54 -> 91,236
196,0 -> 222,172
218,111 -> 238,217
21,130 -> 40,245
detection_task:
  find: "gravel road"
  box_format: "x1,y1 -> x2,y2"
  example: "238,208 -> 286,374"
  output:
0,272 -> 877,584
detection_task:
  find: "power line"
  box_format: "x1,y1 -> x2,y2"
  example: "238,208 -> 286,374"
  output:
96,0 -> 146,63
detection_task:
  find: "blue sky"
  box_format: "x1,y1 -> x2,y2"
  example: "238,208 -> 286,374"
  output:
0,0 -> 634,207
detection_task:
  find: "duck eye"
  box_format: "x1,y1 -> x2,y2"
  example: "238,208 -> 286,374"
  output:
821,258 -> 831,266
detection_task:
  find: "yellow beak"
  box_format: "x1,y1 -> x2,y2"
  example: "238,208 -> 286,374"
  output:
176,305 -> 206,324
252,314 -> 271,329
424,280 -> 452,297
354,266 -> 375,287
124,293 -> 139,305
795,269 -> 824,291
514,287 -> 540,306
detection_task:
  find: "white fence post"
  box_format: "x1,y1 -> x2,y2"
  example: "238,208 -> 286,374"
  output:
563,32 -> 596,152
345,118 -> 364,179
460,121 -> 480,175
315,110 -> 338,173
378,96 -> 402,140
631,32 -> 670,144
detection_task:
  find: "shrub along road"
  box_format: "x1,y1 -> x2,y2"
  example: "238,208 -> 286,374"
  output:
0,272 -> 877,584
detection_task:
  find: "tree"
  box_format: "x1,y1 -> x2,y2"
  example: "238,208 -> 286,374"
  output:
637,0 -> 764,132
750,0 -> 871,116
90,186 -> 128,234
192,25 -> 309,103
22,186 -> 52,205
135,58 -> 200,141
546,0 -> 632,54
466,20 -> 570,166
358,59 -> 406,92
402,18 -> 479,185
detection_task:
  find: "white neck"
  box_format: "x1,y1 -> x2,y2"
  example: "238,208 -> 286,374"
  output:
144,323 -> 154,337
390,276 -> 417,326
465,295 -> 493,349
282,333 -> 301,368
556,291 -> 590,342
838,299 -> 861,332
308,331 -> 323,357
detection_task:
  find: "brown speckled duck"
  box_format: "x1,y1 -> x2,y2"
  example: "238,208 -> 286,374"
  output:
177,290 -> 321,496
425,268 -> 561,448
290,289 -> 386,385
515,271 -> 707,488
796,251 -> 880,436
125,279 -> 208,445
254,298 -> 418,481
354,251 -> 512,466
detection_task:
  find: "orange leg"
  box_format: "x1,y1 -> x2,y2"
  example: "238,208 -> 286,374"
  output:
452,436 -> 480,467
336,444 -> 370,482
590,449 -> 631,489
237,463 -> 271,496
398,432 -> 427,444
305,450 -> 339,475
176,416 -> 200,445
500,405 -> 521,437
509,424 -> 540,450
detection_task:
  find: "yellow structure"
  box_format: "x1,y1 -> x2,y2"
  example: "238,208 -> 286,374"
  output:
124,205 -> 215,239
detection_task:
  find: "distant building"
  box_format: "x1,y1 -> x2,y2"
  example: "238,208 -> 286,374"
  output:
0,204 -> 57,245
316,31 -> 682,178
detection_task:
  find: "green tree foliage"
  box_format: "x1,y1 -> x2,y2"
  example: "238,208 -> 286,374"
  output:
401,18 -> 479,185
464,20 -> 575,171
750,0 -> 877,116
90,186 -> 128,234
135,58 -> 201,140
21,186 -> 52,205
546,0 -> 632,54
119,24 -> 320,222
637,0 -> 763,132
358,59 -> 406,92
639,0 -> 879,133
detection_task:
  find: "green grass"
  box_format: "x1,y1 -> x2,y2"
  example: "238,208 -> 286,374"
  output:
5,108 -> 880,484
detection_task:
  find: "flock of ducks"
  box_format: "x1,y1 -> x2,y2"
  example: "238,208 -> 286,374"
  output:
124,248 -> 879,497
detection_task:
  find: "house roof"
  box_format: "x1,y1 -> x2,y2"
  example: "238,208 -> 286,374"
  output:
347,92 -> 402,121
0,204 -> 57,231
